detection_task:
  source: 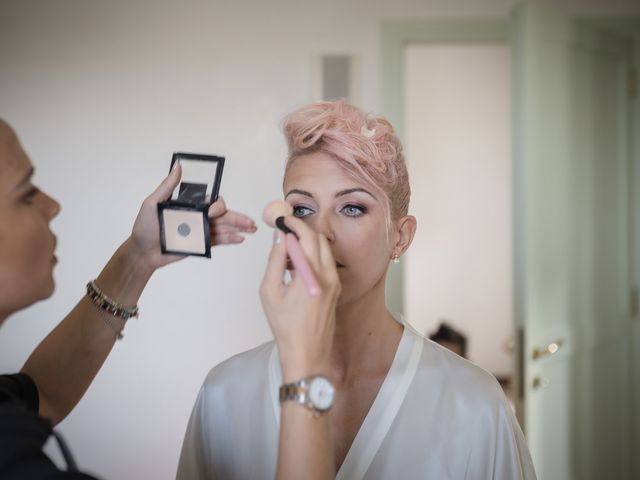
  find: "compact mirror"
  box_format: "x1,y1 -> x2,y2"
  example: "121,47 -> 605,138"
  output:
158,152 -> 226,258
170,153 -> 225,206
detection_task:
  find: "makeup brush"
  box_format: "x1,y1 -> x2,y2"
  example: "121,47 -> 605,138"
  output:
263,200 -> 321,297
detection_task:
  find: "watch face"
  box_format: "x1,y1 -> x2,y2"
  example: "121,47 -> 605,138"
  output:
309,376 -> 335,411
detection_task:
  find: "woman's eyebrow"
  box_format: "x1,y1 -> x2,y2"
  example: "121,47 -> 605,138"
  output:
335,188 -> 375,199
285,189 -> 313,199
13,167 -> 34,191
285,187 -> 376,200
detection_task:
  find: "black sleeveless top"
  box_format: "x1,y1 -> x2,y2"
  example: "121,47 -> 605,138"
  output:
0,373 -> 99,479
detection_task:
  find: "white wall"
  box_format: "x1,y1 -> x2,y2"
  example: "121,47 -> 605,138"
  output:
1,1 -> 638,479
403,44 -> 513,377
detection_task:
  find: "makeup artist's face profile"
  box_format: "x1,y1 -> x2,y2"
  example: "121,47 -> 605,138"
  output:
283,151 -> 393,306
0,120 -> 60,319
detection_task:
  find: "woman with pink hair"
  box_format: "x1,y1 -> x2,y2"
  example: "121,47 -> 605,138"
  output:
177,101 -> 536,480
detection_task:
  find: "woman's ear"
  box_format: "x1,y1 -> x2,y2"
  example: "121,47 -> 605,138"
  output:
392,215 -> 417,258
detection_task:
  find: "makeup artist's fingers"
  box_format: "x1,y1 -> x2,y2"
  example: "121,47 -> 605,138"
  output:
260,230 -> 287,301
129,163 -> 182,265
281,216 -> 321,270
217,216 -> 257,231
211,233 -> 246,245
212,210 -> 258,231
211,225 -> 254,245
148,162 -> 181,203
208,197 -> 227,218
209,221 -> 256,246
211,224 -> 253,236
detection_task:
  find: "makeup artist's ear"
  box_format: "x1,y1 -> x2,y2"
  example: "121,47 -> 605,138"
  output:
147,162 -> 182,203
392,215 -> 417,258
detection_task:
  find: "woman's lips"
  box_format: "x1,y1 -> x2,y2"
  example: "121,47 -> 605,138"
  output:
52,236 -> 58,264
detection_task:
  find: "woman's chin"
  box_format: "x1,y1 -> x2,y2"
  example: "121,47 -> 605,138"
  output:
336,288 -> 359,308
41,276 -> 56,300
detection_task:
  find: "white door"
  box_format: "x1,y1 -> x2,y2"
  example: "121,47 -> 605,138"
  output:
512,3 -> 635,479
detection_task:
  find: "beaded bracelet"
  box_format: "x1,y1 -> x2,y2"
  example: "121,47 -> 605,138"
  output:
86,280 -> 139,340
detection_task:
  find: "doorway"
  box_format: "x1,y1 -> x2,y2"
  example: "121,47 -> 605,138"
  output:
403,43 -> 514,395
382,8 -> 639,479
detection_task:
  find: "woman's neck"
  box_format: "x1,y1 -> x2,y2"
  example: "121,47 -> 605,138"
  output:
330,281 -> 403,383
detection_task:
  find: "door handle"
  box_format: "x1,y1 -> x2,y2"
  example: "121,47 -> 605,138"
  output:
531,339 -> 564,360
531,376 -> 550,390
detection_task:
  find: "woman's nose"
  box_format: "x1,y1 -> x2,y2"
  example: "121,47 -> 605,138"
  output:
312,213 -> 336,244
39,191 -> 61,221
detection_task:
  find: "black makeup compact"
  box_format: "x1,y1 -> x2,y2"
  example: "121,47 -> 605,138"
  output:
157,152 -> 225,258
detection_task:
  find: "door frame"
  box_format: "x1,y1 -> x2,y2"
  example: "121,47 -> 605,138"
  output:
586,16 -> 640,480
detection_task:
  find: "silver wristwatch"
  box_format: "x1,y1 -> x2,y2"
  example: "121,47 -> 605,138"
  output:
279,375 -> 335,413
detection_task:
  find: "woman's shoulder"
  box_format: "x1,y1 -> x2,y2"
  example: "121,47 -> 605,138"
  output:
201,340 -> 276,390
407,327 -> 508,407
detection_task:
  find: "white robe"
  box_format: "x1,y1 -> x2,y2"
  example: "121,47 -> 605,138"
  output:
176,322 -> 537,480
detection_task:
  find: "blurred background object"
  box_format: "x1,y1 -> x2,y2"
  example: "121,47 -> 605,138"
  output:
429,322 -> 468,359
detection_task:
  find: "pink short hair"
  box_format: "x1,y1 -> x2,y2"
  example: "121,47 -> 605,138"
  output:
282,101 -> 410,226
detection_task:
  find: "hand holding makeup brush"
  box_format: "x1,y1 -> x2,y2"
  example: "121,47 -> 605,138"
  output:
260,200 -> 341,382
262,200 -> 321,296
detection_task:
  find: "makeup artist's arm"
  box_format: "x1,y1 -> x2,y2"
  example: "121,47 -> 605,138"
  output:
21,165 -> 257,425
260,217 -> 340,480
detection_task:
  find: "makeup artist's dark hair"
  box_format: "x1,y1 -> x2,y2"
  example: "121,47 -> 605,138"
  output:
429,322 -> 468,358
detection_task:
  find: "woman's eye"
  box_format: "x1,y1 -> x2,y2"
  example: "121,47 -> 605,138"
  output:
341,204 -> 366,217
22,187 -> 39,204
292,205 -> 314,218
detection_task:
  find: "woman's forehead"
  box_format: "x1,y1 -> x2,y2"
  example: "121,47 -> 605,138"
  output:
284,153 -> 365,191
0,122 -> 32,184
283,158 -> 383,207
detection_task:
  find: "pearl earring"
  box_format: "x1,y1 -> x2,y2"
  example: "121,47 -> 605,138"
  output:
392,254 -> 400,264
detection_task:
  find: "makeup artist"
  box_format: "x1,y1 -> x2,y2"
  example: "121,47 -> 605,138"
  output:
0,118 -> 258,478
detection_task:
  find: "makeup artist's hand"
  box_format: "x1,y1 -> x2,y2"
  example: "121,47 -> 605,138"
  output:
127,163 -> 258,270
260,217 -> 341,381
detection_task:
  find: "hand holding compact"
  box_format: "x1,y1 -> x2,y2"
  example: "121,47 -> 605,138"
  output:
128,163 -> 257,270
